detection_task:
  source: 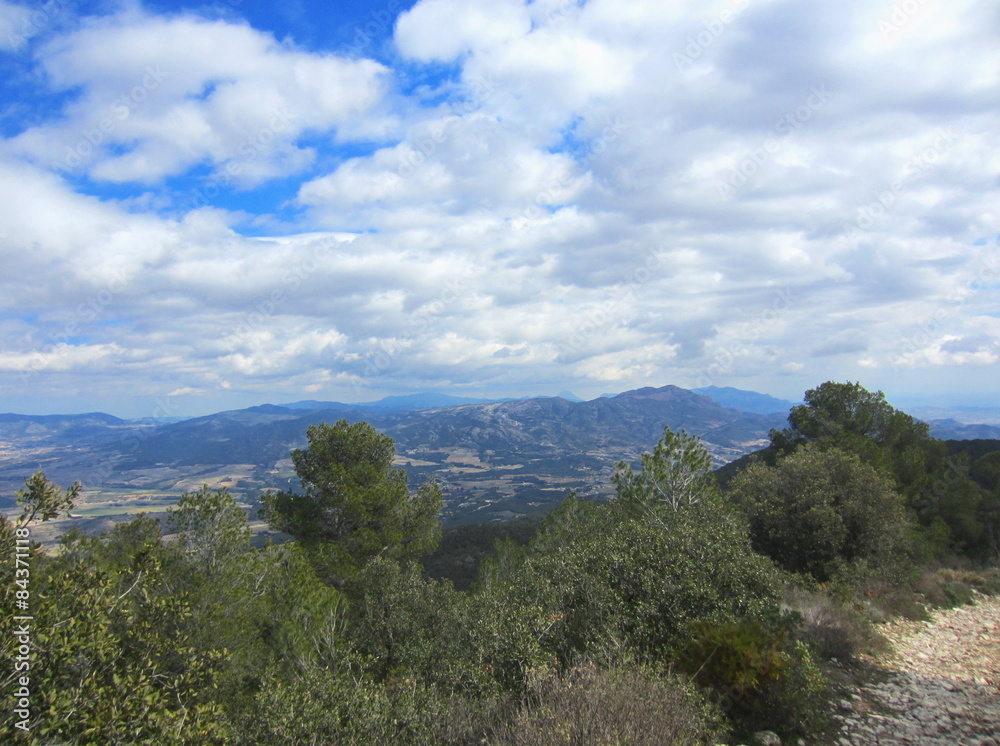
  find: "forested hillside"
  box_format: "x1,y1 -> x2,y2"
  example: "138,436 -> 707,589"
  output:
3,382 -> 999,744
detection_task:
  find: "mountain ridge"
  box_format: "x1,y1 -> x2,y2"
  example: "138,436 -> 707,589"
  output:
0,384 -> 784,525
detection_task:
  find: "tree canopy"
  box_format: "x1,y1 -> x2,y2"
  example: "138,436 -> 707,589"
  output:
767,381 -> 999,559
729,445 -> 912,583
261,419 -> 442,582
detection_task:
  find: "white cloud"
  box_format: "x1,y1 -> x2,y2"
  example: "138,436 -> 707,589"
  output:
0,342 -> 125,373
395,0 -> 531,61
2,0 -> 1000,414
8,10 -> 389,185
0,0 -> 31,50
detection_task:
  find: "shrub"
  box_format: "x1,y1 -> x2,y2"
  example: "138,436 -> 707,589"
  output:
517,495 -> 780,666
229,664 -> 443,746
673,618 -> 830,740
507,429 -> 782,667
780,585 -> 891,659
347,557 -> 548,697
729,445 -> 912,583
492,662 -> 719,745
942,581 -> 976,606
913,568 -> 998,608
857,583 -> 929,624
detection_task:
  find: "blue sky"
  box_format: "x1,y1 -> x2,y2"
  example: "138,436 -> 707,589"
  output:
1,0 -> 998,418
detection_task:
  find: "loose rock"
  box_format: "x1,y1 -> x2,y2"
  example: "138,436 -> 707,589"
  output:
834,594 -> 1000,744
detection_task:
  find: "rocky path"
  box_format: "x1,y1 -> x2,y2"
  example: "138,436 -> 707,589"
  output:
834,594 -> 1000,745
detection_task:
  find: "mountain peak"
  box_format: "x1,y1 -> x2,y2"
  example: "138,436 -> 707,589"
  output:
693,386 -> 797,415
615,385 -> 691,400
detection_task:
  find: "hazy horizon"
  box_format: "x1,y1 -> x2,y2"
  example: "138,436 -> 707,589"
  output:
6,382 -> 1000,424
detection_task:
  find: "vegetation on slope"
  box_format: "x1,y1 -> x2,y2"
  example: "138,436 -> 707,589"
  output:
2,381 -> 998,744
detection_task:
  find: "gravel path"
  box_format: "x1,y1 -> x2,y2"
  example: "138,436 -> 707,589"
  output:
834,594 -> 1000,745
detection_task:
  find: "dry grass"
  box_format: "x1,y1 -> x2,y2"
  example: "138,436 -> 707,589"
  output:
490,662 -> 718,746
914,566 -> 1000,608
781,585 -> 889,661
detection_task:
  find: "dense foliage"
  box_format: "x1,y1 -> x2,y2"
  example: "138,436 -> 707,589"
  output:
4,383 -> 999,743
730,445 -> 912,583
769,381 -> 1000,559
260,419 -> 443,584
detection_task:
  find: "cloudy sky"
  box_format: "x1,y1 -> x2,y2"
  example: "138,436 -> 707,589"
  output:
0,0 -> 998,418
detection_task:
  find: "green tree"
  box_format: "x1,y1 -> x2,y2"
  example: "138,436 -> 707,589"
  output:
612,427 -> 716,512
483,430 -> 780,668
1,470 -> 80,619
1,471 -> 82,729
771,381 -> 934,482
2,470 -> 80,537
1,475 -> 229,744
167,485 -> 250,577
729,445 -> 912,583
15,553 -> 229,744
768,381 -> 996,559
971,451 -> 1000,492
775,381 -> 926,444
260,420 -> 442,583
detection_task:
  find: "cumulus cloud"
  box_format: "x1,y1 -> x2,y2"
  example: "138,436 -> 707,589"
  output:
8,10 -> 389,185
1,0 -> 999,415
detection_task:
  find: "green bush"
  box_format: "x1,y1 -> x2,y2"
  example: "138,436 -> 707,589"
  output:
495,428 -> 783,668
347,557 -> 549,697
673,618 -> 830,740
729,445 -> 912,583
942,581 -> 975,607
769,381 -> 998,560
513,495 -> 780,666
229,664 -> 444,746
6,553 -> 229,744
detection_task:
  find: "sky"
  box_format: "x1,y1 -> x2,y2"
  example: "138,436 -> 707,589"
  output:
0,0 -> 998,419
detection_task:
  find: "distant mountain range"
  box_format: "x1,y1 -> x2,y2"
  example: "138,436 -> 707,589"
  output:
281,391 -> 588,412
0,385 -> 784,523
693,386 -> 799,414
2,385 -> 998,529
279,392 -> 509,412
923,419 -> 1000,441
